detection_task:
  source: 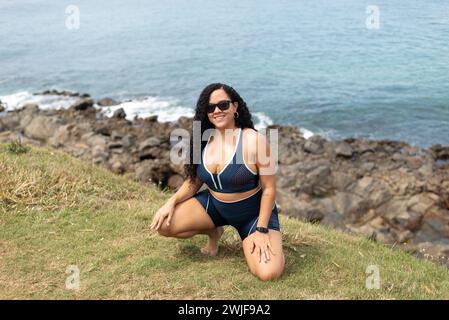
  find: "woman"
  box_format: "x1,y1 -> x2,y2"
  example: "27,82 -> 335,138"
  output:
150,83 -> 284,281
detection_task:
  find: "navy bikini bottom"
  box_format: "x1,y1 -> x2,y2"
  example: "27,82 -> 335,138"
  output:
193,187 -> 280,241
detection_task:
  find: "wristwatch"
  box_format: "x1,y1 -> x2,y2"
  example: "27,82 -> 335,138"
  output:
256,226 -> 269,234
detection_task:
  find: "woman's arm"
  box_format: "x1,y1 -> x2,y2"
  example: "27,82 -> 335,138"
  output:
252,130 -> 278,263
150,176 -> 203,230
167,176 -> 204,206
255,131 -> 277,230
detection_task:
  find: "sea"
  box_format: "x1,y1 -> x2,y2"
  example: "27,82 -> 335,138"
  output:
1,0 -> 449,147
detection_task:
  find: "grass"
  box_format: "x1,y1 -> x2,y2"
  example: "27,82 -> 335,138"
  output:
4,138 -> 31,155
1,143 -> 449,299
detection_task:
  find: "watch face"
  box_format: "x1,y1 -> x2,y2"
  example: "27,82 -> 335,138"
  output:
256,227 -> 269,233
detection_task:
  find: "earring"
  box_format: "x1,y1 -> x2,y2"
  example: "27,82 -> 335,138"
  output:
234,111 -> 239,119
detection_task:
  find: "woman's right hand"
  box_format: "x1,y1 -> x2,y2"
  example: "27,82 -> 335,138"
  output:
150,199 -> 176,231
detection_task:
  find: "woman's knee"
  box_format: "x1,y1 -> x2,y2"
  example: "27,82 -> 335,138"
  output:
252,255 -> 285,281
157,221 -> 177,237
253,264 -> 284,281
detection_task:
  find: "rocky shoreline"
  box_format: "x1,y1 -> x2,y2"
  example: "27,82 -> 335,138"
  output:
1,91 -> 449,266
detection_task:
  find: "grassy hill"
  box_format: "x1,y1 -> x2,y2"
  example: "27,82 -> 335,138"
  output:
1,141 -> 449,299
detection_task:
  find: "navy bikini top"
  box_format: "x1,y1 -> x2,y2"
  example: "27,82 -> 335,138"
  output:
196,128 -> 260,193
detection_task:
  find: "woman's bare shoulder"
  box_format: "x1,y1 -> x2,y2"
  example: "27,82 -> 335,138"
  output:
242,128 -> 264,153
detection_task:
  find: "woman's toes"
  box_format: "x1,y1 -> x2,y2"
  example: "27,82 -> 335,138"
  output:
200,245 -> 218,256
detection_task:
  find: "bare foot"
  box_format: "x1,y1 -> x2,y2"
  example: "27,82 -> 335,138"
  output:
201,226 -> 224,256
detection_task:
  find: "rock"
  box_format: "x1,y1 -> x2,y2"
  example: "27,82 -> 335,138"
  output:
335,141 -> 353,157
278,141 -> 304,165
321,211 -> 347,229
38,89 -> 80,97
414,217 -> 448,243
332,191 -> 370,221
91,145 -> 109,164
139,137 -> 161,150
331,172 -> 355,191
410,242 -> 449,266
348,217 -> 394,243
428,144 -> 449,160
305,165 -> 332,196
385,210 -> 423,232
177,116 -> 192,129
139,147 -> 167,161
0,101 -> 5,112
111,160 -> 125,174
112,108 -> 126,119
397,230 -> 414,243
146,115 -> 158,122
0,113 -> 20,131
350,176 -> 393,208
19,103 -> 39,129
24,116 -> 61,141
121,135 -> 132,149
308,164 -> 331,178
405,157 -> 423,170
86,134 -> 107,148
97,97 -> 119,107
395,179 -> 418,196
48,124 -> 74,147
284,199 -> 325,222
0,131 -> 15,143
70,98 -> 94,111
304,139 -> 324,154
406,194 -> 434,215
111,130 -> 123,140
135,159 -> 174,187
277,164 -> 301,188
94,123 -> 112,136
417,161 -> 434,177
108,142 -> 123,149
167,174 -> 184,189
360,162 -> 375,172
392,152 -> 404,162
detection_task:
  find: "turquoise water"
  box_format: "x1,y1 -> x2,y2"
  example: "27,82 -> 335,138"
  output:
1,0 -> 448,147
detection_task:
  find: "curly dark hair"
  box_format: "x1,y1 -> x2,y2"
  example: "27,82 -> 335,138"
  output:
184,83 -> 256,181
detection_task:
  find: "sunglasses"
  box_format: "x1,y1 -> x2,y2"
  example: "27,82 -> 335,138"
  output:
207,100 -> 233,113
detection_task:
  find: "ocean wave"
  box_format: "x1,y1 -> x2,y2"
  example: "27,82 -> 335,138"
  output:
300,128 -> 315,139
0,91 -> 317,140
96,96 -> 194,122
0,91 -> 78,111
253,112 -> 273,131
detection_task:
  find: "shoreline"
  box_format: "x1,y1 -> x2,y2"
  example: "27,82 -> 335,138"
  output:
1,89 -> 446,150
1,90 -> 449,268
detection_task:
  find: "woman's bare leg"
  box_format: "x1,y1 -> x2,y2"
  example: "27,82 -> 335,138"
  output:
156,197 -> 223,255
242,230 -> 285,281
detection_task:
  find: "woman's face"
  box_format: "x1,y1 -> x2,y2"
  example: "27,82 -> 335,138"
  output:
207,88 -> 238,129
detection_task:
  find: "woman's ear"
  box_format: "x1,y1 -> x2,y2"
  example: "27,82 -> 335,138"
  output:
233,101 -> 239,110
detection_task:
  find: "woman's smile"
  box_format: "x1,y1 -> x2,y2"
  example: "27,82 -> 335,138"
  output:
213,113 -> 227,122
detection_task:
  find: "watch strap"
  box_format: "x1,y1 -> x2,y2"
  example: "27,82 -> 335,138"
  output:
256,226 -> 269,233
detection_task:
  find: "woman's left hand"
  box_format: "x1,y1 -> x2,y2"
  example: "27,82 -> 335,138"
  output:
251,231 -> 276,263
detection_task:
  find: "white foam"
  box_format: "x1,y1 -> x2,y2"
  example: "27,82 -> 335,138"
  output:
0,91 -> 194,123
96,96 -> 194,122
253,112 -> 274,131
0,91 -> 322,139
301,128 -> 315,139
0,91 -> 79,111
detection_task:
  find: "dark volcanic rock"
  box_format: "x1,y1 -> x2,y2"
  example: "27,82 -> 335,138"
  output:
112,108 -> 126,119
97,97 -> 119,107
70,98 -> 94,111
